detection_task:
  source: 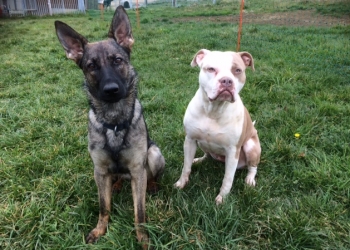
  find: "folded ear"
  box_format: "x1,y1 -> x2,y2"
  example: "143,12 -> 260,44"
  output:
190,49 -> 211,67
239,52 -> 255,71
54,21 -> 88,64
108,6 -> 134,53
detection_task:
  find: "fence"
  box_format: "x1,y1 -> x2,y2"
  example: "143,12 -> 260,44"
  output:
0,0 -> 86,16
1,0 -> 349,27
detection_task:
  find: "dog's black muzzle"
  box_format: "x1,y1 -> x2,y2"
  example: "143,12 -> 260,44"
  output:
98,68 -> 127,103
98,81 -> 126,103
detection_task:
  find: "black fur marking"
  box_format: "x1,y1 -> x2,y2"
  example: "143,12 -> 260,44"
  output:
102,120 -> 130,136
55,6 -> 165,246
137,202 -> 145,223
99,196 -> 108,216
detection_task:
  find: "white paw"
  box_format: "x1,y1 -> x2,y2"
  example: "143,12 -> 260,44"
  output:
192,158 -> 201,164
174,179 -> 187,189
193,155 -> 206,164
245,176 -> 256,186
215,195 -> 223,205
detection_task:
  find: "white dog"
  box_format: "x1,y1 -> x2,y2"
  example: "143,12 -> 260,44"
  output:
174,49 -> 261,205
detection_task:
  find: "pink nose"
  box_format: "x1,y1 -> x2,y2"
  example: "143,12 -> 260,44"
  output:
219,77 -> 233,87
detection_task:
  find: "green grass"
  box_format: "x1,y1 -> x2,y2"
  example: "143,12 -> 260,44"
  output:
1,1 -> 350,249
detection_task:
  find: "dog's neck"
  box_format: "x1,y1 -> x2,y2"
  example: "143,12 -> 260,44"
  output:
88,93 -> 136,126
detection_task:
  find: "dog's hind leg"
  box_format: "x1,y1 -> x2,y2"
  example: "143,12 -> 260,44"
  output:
242,134 -> 261,187
245,166 -> 257,186
193,152 -> 208,164
112,175 -> 123,193
146,144 -> 165,194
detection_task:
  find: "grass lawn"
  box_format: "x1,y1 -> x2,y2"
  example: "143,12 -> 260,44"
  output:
0,1 -> 349,249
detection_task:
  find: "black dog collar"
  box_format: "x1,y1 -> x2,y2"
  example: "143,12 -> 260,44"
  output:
102,121 -> 130,136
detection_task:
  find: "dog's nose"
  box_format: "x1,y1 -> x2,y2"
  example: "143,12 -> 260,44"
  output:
103,83 -> 119,94
219,77 -> 233,87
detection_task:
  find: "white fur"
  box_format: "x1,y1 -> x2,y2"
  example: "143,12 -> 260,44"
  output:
175,50 -> 261,205
243,138 -> 255,153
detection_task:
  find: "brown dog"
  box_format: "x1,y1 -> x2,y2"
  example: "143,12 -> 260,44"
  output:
55,6 -> 165,248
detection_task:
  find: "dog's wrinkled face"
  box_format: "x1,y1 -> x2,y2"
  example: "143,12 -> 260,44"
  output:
80,40 -> 133,103
191,49 -> 254,103
55,6 -> 135,103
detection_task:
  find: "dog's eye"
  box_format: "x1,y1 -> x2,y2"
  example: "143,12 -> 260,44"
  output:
207,67 -> 216,73
87,62 -> 96,70
235,68 -> 242,74
113,57 -> 123,65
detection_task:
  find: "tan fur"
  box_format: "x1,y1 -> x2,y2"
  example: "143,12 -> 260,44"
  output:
55,6 -> 165,249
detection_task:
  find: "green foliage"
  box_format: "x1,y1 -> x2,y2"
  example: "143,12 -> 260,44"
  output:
315,1 -> 350,17
0,2 -> 349,249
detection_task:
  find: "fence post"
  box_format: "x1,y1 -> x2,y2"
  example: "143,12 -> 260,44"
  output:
172,0 -> 176,7
47,0 -> 52,15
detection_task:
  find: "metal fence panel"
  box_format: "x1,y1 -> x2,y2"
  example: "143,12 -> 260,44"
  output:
3,0 -> 86,16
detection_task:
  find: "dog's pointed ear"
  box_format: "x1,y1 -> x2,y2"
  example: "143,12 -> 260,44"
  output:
239,52 -> 255,71
108,6 -> 134,52
55,21 -> 88,64
191,49 -> 210,67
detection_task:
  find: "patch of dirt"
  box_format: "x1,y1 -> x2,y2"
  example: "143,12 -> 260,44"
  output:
172,10 -> 350,27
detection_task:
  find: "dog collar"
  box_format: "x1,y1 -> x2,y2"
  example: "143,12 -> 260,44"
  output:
102,121 -> 130,136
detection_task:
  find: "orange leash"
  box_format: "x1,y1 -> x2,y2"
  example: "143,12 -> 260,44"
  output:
136,0 -> 140,29
236,0 -> 244,52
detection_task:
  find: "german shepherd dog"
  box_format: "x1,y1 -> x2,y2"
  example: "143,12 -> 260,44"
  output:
54,6 -> 165,248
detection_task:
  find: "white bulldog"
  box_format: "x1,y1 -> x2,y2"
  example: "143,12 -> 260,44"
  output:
174,49 -> 261,205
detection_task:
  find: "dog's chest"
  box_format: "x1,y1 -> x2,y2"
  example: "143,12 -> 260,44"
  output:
104,131 -> 139,174
105,130 -> 127,152
185,114 -> 244,154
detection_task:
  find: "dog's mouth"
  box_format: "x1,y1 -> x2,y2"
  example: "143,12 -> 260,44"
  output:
101,95 -> 122,103
100,94 -> 126,103
209,90 -> 234,103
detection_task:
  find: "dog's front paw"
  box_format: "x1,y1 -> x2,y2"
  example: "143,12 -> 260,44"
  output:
215,195 -> 223,205
174,178 -> 188,189
136,231 -> 150,250
85,228 -> 103,244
